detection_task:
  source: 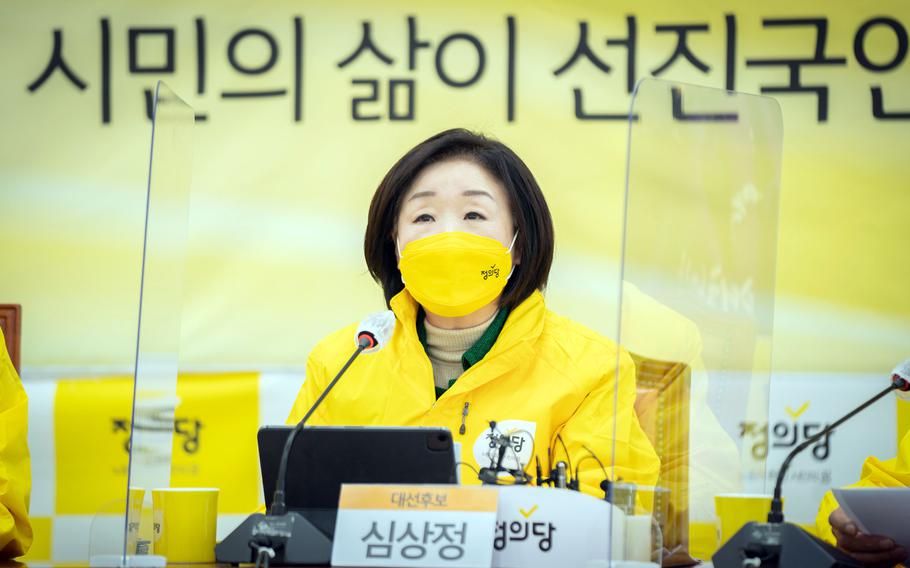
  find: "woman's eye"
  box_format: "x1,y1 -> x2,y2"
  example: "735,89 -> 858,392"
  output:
464,211 -> 486,220
414,213 -> 434,223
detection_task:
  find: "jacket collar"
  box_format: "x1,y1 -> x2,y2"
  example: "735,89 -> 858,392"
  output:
389,289 -> 547,396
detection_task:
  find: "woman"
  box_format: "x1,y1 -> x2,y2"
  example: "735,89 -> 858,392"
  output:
287,128 -> 659,496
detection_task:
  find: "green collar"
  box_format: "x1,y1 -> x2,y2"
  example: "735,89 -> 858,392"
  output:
417,307 -> 511,397
460,308 -> 510,370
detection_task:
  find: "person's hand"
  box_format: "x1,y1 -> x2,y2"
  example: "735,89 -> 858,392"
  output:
829,507 -> 908,567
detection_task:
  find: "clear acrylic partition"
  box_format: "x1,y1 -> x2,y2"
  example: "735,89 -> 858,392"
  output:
89,81 -> 194,565
612,78 -> 782,565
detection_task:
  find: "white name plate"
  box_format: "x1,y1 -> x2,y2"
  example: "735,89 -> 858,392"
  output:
492,486 -> 627,568
332,484 -> 498,568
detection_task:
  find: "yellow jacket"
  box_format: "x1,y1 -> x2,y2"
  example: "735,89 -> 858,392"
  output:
0,327 -> 32,558
815,430 -> 910,543
287,289 -> 660,497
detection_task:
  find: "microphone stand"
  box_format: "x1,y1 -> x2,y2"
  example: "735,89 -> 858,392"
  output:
713,376 -> 909,568
767,384 -> 897,524
270,341 -> 368,516
216,337 -> 373,566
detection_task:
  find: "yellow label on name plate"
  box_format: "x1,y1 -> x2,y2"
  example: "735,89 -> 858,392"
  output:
339,484 -> 499,512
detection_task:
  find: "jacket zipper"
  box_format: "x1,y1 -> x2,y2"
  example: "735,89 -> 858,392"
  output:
459,402 -> 470,435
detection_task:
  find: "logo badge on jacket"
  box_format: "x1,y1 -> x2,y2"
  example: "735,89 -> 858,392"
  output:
473,419 -> 537,471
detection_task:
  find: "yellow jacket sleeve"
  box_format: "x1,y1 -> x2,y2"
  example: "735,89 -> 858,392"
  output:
558,349 -> 661,499
285,323 -> 358,426
286,341 -> 332,426
0,328 -> 32,559
815,430 -> 910,544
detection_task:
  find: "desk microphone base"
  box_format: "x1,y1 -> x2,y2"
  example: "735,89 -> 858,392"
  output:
215,512 -> 332,566
713,521 -> 863,568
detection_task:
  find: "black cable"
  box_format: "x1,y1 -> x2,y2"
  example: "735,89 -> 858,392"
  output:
582,444 -> 609,480
490,425 -> 535,478
536,455 -> 544,486
574,445 -> 610,495
547,435 -> 554,473
455,460 -> 480,479
480,425 -> 535,485
555,433 -> 574,479
574,456 -> 598,480
500,427 -> 536,473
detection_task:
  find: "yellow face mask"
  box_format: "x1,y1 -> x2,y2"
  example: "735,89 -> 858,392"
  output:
397,231 -> 518,318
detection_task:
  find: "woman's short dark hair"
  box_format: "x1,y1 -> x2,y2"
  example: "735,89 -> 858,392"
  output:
364,128 -> 555,312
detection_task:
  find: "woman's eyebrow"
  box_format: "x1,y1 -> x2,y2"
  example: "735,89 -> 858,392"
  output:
407,189 -> 493,201
407,190 -> 436,201
463,189 -> 494,200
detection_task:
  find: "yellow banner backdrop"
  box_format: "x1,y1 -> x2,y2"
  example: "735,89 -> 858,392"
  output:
1,0 -> 908,374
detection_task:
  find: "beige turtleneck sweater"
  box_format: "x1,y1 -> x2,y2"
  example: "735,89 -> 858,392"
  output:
423,311 -> 498,390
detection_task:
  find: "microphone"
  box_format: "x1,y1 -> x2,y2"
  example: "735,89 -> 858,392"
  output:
270,310 -> 395,515
713,361 -> 910,567
216,310 -> 396,565
555,461 -> 568,489
354,310 -> 396,354
892,359 -> 910,401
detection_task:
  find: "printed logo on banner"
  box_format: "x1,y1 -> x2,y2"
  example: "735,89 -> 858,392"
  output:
740,399 -> 835,504
738,373 -> 896,523
54,373 -> 260,515
740,400 -> 832,466
472,420 -> 536,472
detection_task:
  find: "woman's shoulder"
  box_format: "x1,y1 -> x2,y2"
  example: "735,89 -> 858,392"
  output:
307,321 -> 361,368
541,308 -> 618,349
538,308 -> 633,369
